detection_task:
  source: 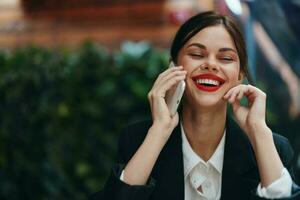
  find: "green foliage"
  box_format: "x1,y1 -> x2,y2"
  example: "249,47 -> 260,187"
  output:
0,41 -> 169,200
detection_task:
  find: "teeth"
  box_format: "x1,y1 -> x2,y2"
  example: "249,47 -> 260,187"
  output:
196,79 -> 220,86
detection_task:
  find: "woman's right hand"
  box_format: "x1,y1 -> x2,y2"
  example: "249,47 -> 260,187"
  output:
121,66 -> 186,186
147,66 -> 187,136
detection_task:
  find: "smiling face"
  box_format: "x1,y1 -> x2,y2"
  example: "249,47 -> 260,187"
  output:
177,25 -> 243,108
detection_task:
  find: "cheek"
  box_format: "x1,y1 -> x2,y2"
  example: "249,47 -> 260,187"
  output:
228,69 -> 240,83
178,56 -> 199,74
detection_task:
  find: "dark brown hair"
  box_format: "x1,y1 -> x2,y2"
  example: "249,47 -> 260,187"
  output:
170,11 -> 252,83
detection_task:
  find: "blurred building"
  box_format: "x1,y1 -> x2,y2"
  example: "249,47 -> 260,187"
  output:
0,0 -> 214,49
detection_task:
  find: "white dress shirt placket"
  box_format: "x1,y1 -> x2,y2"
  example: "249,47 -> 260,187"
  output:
189,162 -> 217,200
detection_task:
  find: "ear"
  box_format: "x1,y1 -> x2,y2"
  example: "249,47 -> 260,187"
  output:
238,71 -> 245,84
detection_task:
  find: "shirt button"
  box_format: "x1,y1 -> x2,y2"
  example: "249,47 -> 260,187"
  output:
194,180 -> 200,188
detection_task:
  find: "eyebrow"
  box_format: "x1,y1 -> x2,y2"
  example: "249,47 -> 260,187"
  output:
187,43 -> 237,54
219,47 -> 237,54
187,43 -> 206,50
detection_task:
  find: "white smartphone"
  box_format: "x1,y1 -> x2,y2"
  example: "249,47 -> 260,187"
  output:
165,61 -> 186,116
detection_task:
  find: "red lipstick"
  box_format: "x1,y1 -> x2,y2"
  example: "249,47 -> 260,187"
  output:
192,73 -> 225,92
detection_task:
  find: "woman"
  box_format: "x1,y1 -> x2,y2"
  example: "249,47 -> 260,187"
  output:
91,11 -> 300,200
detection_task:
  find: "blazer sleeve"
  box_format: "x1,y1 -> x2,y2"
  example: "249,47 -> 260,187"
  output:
89,122 -> 157,200
250,135 -> 300,200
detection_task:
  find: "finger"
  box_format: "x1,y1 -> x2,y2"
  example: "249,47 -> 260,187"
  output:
236,90 -> 244,100
242,85 -> 260,102
228,88 -> 241,103
150,73 -> 186,99
223,88 -> 234,99
154,66 -> 183,85
223,84 -> 241,99
148,93 -> 153,108
157,70 -> 187,88
162,65 -> 183,77
153,68 -> 185,89
160,74 -> 186,96
238,86 -> 267,110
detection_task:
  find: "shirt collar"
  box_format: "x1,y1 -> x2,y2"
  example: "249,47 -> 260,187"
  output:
181,122 -> 226,178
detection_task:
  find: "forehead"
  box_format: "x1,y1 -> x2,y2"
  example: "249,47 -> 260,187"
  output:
185,25 -> 236,51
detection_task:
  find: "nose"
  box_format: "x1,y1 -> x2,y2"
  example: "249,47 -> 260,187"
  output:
199,62 -> 219,72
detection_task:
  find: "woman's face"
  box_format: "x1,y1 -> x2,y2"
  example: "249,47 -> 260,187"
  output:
177,25 -> 242,108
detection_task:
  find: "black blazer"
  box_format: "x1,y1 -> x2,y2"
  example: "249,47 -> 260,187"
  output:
91,117 -> 300,200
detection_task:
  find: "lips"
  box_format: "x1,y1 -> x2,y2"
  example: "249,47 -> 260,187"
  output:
192,73 -> 225,92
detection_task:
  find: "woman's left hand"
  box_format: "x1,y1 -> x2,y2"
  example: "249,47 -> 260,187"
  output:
223,84 -> 268,138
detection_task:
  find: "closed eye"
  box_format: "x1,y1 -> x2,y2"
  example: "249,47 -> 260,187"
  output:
189,53 -> 205,58
220,57 -> 234,61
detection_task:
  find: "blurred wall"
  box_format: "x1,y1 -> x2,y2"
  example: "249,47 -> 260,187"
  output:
0,0 -> 214,49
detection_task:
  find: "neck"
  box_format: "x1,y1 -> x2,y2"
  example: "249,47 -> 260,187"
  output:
181,104 -> 227,161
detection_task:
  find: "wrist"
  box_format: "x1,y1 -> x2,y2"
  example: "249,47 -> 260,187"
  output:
149,122 -> 174,142
248,124 -> 273,149
248,120 -> 268,136
152,118 -> 177,132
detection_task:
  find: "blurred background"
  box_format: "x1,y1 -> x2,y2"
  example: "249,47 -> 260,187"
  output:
0,0 -> 299,199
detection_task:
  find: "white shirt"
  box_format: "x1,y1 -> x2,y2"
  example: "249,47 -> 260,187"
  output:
180,122 -> 292,200
182,123 -> 225,200
120,123 -> 293,199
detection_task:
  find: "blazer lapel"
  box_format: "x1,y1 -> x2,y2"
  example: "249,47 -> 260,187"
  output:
221,117 -> 260,199
147,116 -> 260,200
151,123 -> 185,200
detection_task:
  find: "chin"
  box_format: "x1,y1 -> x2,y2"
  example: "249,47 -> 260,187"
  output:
184,91 -> 226,110
196,95 -> 226,108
